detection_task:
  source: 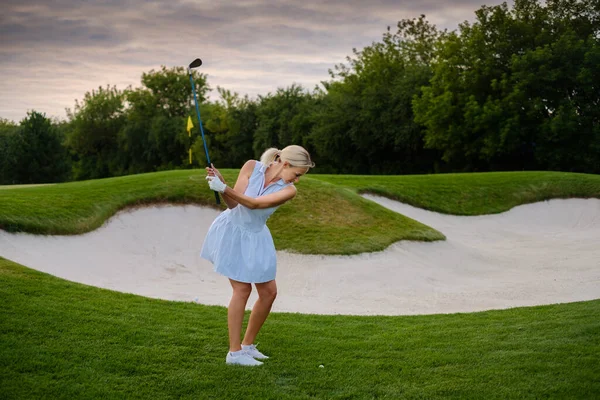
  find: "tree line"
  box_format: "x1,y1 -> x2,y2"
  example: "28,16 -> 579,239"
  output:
1,0 -> 598,184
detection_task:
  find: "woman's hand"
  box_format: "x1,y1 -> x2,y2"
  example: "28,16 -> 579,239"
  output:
205,163 -> 225,183
206,175 -> 227,193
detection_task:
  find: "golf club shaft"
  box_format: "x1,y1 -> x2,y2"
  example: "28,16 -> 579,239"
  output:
189,72 -> 220,205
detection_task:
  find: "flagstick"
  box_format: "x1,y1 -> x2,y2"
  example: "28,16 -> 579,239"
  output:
187,116 -> 193,165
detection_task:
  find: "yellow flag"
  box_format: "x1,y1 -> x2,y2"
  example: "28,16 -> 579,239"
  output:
187,116 -> 194,136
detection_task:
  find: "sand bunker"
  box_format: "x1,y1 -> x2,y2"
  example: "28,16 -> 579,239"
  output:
1,195 -> 599,315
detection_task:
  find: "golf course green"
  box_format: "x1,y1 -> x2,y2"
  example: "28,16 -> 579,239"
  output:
1,170 -> 599,398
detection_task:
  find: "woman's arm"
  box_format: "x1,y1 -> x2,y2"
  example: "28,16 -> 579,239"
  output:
220,187 -> 238,210
207,162 -> 297,209
216,177 -> 238,210
207,161 -> 255,209
222,184 -> 296,210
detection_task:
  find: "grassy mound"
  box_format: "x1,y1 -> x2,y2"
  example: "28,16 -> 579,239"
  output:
2,170 -> 599,255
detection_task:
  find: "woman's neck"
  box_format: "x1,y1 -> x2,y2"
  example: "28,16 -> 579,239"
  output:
265,163 -> 283,184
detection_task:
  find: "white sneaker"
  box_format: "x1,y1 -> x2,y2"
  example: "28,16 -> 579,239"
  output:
242,344 -> 269,360
226,350 -> 263,366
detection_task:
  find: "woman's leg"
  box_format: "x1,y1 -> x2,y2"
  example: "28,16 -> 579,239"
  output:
228,279 -> 252,352
242,280 -> 277,345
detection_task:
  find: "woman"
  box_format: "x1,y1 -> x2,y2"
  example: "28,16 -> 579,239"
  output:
201,145 -> 314,366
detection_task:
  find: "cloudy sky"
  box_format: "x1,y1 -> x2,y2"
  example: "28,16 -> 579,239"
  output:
1,0 -> 510,123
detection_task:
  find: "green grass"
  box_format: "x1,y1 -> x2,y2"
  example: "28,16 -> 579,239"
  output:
0,170 -> 442,255
311,171 -> 600,215
1,257 -> 599,399
0,183 -> 55,190
2,170 -> 600,255
0,171 -> 215,235
2,171 -> 599,398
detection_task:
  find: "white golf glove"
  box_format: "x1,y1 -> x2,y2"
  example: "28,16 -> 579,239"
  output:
206,175 -> 227,193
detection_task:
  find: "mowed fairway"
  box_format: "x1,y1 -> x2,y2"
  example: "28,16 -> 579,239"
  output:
1,171 -> 600,398
1,259 -> 599,399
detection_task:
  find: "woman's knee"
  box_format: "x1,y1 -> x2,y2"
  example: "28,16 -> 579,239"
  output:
258,282 -> 277,302
231,282 -> 252,299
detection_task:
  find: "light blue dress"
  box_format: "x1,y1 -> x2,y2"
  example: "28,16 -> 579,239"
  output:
200,161 -> 294,283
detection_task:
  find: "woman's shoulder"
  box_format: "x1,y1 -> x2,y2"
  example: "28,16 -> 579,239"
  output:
241,159 -> 257,168
242,160 -> 265,168
240,160 -> 259,173
240,160 -> 264,180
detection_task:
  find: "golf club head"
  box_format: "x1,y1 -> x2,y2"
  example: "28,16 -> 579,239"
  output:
189,58 -> 203,69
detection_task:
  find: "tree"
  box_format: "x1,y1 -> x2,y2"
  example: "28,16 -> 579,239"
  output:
6,112 -> 70,184
253,84 -> 319,159
65,85 -> 126,179
313,15 -> 442,174
0,118 -> 19,184
121,66 -> 209,172
413,0 -> 600,172
224,94 -> 258,167
141,66 -> 209,118
194,87 -> 256,168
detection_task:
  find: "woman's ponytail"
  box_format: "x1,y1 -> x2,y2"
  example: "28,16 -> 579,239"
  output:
260,148 -> 281,165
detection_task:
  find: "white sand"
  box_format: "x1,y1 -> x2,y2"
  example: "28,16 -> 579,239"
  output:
1,195 -> 599,315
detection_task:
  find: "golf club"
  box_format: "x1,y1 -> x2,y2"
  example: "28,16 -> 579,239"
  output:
188,58 -> 220,205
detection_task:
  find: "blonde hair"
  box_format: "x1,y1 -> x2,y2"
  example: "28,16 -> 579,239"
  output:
260,145 -> 315,169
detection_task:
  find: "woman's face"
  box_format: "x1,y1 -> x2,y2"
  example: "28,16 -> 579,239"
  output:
281,163 -> 308,184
